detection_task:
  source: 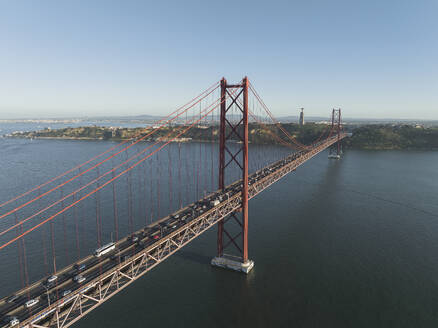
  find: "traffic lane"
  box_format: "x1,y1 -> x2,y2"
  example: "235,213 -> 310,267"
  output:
1,156 -> 288,324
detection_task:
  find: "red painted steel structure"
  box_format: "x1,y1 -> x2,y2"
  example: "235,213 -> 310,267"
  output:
217,77 -> 250,262
330,108 -> 343,156
0,77 -> 350,328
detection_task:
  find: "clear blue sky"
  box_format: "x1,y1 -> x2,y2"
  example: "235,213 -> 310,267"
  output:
0,0 -> 437,120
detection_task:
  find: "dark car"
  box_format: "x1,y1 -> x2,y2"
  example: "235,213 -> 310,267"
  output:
43,281 -> 55,289
129,235 -> 139,242
110,254 -> 120,262
6,294 -> 19,303
74,263 -> 86,272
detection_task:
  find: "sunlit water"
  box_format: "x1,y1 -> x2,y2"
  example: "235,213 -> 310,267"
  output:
0,122 -> 437,327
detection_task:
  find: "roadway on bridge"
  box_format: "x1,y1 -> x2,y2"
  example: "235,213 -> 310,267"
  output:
0,135 -> 345,328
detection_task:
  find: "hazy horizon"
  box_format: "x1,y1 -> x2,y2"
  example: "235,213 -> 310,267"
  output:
1,0 -> 437,120
1,112 -> 437,123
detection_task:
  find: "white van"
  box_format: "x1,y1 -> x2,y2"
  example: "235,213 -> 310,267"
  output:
94,242 -> 116,257
47,275 -> 58,283
74,275 -> 86,283
25,298 -> 39,308
62,289 -> 72,297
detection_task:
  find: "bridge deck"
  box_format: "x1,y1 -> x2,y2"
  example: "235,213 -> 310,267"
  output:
0,134 -> 346,328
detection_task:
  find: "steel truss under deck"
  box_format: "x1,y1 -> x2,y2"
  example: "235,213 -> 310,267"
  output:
17,133 -> 346,328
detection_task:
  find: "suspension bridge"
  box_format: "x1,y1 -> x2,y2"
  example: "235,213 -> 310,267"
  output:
0,77 -> 346,328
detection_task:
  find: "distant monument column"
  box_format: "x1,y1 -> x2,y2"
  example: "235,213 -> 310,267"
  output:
299,108 -> 305,126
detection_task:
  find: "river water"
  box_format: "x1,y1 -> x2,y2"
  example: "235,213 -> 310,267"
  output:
0,122 -> 437,327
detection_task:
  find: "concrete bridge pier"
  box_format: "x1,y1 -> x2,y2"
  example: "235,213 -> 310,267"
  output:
211,255 -> 254,274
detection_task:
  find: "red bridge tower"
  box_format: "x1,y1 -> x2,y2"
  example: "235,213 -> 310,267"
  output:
328,108 -> 343,159
211,77 -> 254,273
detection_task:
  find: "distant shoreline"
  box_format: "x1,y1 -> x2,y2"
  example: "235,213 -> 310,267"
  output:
5,124 -> 438,150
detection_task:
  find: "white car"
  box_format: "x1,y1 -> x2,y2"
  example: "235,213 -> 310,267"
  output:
25,298 -> 39,308
47,275 -> 58,283
74,275 -> 86,283
9,317 -> 19,326
210,199 -> 220,206
62,289 -> 72,297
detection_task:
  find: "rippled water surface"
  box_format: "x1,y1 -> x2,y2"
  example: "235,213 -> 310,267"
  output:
0,124 -> 437,327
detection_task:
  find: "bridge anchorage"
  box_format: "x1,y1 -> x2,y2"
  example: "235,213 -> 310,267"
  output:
328,108 -> 343,159
0,76 -> 347,328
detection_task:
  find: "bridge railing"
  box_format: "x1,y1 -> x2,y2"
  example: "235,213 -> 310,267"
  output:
18,133 -> 346,328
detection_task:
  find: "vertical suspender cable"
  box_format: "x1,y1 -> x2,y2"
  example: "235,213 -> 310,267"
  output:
79,167 -> 86,257
150,157 -> 154,224
137,158 -> 143,229
111,168 -> 119,242
185,140 -> 190,205
73,192 -> 80,260
126,150 -> 133,236
178,143 -> 182,209
96,166 -> 103,275
14,212 -> 24,289
95,166 -> 102,248
42,225 -> 48,277
156,152 -> 160,219
38,187 -> 49,277
49,215 -> 56,276
112,164 -> 121,264
211,110 -> 214,191
168,144 -> 173,213
61,186 -> 69,265
143,160 -> 148,226
193,141 -> 197,202
20,227 -> 30,300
